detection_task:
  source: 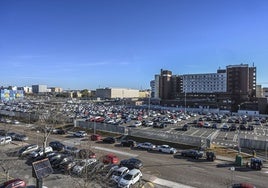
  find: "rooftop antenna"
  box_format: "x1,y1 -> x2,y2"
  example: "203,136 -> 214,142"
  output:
253,62 -> 255,67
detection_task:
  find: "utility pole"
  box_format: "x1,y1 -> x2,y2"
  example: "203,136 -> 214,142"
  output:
184,92 -> 186,113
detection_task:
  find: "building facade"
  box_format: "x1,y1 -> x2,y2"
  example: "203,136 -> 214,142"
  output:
0,89 -> 24,101
32,85 -> 48,93
151,64 -> 259,112
182,72 -> 227,93
96,88 -> 139,99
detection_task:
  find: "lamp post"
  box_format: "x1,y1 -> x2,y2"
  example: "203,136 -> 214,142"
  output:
148,90 -> 151,117
184,92 -> 186,113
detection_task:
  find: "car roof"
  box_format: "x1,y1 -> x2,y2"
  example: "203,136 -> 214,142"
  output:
127,168 -> 141,175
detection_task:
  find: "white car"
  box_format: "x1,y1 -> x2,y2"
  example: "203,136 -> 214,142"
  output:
73,131 -> 87,137
203,122 -> 211,128
118,169 -> 142,188
18,144 -> 39,156
137,142 -> 156,150
0,136 -> 12,145
111,166 -> 129,183
157,145 -> 177,154
29,146 -> 53,158
133,121 -> 142,127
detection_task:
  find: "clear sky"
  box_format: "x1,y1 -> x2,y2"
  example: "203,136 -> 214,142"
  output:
1,0 -> 268,90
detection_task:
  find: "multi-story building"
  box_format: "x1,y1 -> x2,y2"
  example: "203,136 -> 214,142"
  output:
182,71 -> 227,93
152,64 -> 260,112
32,85 -> 48,93
226,64 -> 256,100
49,87 -> 63,93
96,88 -> 139,99
262,87 -> 268,100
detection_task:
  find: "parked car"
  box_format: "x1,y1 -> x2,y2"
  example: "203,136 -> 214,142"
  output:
120,140 -> 136,147
118,169 -> 142,188
231,183 -> 256,188
119,158 -> 143,170
221,124 -> 230,131
157,145 -> 177,154
0,136 -> 12,145
181,149 -> 204,159
13,134 -> 28,141
203,122 -> 211,128
111,166 -> 129,183
6,132 -> 17,139
0,178 -> 26,188
136,142 -> 156,150
64,146 -> 80,155
103,137 -> 116,144
52,129 -> 66,135
49,141 -> 65,151
153,122 -> 167,128
182,124 -> 189,131
206,151 -> 216,161
73,131 -> 87,137
230,124 -> 237,131
29,146 -> 53,158
91,134 -> 102,141
18,144 -> 39,157
103,154 -> 119,164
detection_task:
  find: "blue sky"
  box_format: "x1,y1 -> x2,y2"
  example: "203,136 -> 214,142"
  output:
1,0 -> 268,90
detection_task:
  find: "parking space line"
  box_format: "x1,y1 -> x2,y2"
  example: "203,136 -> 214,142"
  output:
199,130 -> 207,137
190,130 -> 200,136
233,134 -> 237,142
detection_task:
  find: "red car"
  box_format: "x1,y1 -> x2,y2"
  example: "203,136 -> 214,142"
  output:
103,154 -> 119,164
91,134 -> 102,141
2,179 -> 26,188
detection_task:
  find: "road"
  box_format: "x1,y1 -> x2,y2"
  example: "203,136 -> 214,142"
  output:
1,122 -> 268,188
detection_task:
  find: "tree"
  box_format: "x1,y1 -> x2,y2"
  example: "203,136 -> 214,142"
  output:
81,89 -> 90,98
36,103 -> 66,148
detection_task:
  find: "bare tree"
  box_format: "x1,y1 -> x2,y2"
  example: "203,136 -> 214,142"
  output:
35,103 -> 66,148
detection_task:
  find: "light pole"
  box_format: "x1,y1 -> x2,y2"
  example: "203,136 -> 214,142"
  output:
148,90 -> 151,117
184,92 -> 186,113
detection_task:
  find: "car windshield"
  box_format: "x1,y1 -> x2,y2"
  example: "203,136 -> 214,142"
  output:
123,174 -> 133,180
113,170 -> 122,176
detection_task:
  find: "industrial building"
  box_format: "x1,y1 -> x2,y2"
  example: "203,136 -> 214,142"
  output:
96,88 -> 139,99
32,85 -> 48,93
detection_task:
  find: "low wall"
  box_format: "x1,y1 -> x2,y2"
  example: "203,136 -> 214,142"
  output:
240,138 -> 268,150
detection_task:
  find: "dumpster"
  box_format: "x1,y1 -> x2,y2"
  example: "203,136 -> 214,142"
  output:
235,155 -> 243,166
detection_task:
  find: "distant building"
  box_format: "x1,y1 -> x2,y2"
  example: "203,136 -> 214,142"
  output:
139,90 -> 150,98
96,88 -> 139,99
0,89 -> 24,101
151,64 -> 258,112
263,87 -> 268,101
49,87 -> 63,93
18,86 -> 32,94
32,85 -> 48,93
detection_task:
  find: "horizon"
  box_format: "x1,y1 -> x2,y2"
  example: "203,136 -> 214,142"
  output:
1,0 -> 268,90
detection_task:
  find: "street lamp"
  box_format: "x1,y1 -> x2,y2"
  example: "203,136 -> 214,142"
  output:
148,90 -> 151,117
229,166 -> 235,185
184,92 -> 187,113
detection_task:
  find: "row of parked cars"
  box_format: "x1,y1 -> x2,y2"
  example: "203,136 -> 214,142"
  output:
16,139 -> 144,188
0,130 -> 28,145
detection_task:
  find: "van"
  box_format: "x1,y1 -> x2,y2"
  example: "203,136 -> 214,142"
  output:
0,136 -> 12,145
